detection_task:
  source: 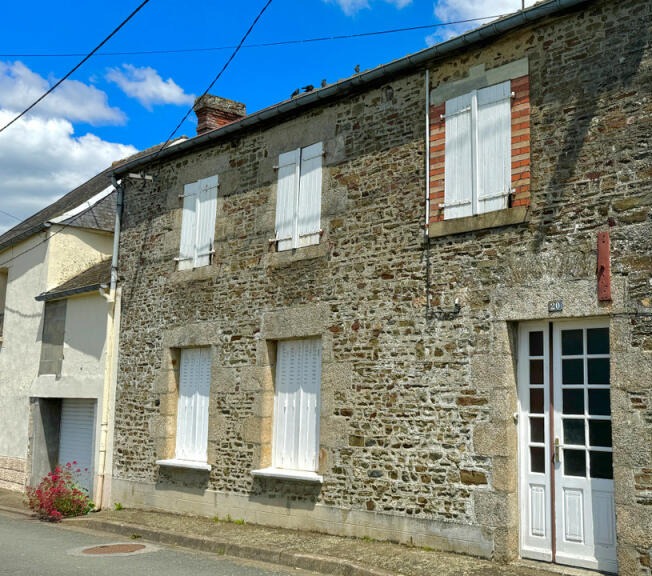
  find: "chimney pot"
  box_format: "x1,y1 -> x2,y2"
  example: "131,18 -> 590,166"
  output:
193,94 -> 246,135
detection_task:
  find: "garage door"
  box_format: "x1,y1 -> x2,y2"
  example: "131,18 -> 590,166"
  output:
59,399 -> 96,494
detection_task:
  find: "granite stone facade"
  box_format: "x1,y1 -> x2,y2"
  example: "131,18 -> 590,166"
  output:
111,1 -> 651,573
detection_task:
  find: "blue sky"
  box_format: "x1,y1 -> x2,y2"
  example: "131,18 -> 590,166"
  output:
0,0 -> 534,234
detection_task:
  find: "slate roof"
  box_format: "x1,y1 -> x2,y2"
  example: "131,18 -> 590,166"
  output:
35,259 -> 111,301
0,140 -> 184,253
111,0 -> 590,177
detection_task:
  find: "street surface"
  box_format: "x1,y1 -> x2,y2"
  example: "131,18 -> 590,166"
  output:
0,511 -> 312,576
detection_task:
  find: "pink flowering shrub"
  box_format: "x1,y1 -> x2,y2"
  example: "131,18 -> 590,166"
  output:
26,462 -> 94,522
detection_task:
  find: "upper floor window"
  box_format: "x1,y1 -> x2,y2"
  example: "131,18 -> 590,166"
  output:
274,142 -> 323,251
39,299 -> 67,377
444,80 -> 512,219
177,175 -> 218,270
428,64 -> 531,232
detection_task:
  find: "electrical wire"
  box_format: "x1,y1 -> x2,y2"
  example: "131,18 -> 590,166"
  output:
0,209 -> 21,222
152,0 -> 274,159
0,0 -> 152,135
0,0 -> 275,264
0,16 -> 507,59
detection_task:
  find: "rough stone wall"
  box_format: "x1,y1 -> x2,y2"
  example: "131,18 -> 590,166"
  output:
0,456 -> 25,491
113,0 -> 650,571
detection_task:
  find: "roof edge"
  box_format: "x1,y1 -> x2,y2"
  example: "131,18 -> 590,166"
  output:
35,282 -> 104,302
112,0 -> 590,177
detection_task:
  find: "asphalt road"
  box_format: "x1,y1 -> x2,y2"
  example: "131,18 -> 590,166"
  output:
0,511 -> 313,576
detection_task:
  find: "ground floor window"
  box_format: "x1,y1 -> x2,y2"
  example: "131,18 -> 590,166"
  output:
273,338 -> 321,472
174,348 -> 211,464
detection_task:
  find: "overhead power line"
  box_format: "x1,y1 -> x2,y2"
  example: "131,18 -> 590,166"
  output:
0,0 -> 275,266
0,0 -> 152,135
0,209 -> 22,222
153,0 -> 275,159
0,16 -> 507,59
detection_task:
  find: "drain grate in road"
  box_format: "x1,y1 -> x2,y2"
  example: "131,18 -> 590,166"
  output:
68,542 -> 159,557
82,543 -> 146,555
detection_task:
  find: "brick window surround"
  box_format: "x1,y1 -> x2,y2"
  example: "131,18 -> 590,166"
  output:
429,74 -> 530,234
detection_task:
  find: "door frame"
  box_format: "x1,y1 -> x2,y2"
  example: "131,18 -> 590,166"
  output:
517,318 -> 617,572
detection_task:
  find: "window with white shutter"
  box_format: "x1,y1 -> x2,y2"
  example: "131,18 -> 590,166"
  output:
274,143 -> 322,251
444,81 -> 511,220
177,175 -> 218,269
174,348 -> 211,463
273,338 -> 321,472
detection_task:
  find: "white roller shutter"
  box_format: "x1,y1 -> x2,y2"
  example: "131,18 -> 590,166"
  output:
273,338 -> 321,471
176,348 -> 211,463
59,399 -> 96,494
477,81 -> 511,214
444,93 -> 474,219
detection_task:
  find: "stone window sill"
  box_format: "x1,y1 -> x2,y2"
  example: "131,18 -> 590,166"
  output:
264,241 -> 329,269
428,206 -> 529,238
170,264 -> 215,284
251,467 -> 323,483
156,458 -> 211,471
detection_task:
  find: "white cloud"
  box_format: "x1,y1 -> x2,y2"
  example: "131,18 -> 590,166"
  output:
0,61 -> 125,125
428,0 -> 537,44
326,0 -> 412,16
106,64 -> 195,110
0,111 -> 137,235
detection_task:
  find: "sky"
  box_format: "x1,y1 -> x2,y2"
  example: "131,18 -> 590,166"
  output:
0,0 -> 536,235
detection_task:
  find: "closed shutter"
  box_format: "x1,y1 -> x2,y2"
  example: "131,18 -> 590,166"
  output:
59,399 -> 95,494
297,142 -> 322,248
275,150 -> 300,251
178,181 -> 199,270
176,348 -> 211,462
444,93 -> 474,219
195,175 -> 218,267
477,81 -> 511,214
273,338 -> 321,471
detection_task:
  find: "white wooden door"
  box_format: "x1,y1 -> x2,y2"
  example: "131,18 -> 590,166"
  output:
59,399 -> 96,495
518,320 -> 617,573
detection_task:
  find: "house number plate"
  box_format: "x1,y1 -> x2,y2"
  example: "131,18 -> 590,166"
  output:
548,299 -> 563,313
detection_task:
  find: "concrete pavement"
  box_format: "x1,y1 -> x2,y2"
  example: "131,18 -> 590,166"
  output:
0,488 -> 593,576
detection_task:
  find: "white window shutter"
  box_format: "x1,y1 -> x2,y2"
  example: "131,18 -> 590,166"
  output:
444,93 -> 474,219
176,348 -> 210,463
178,181 -> 199,270
297,338 -> 321,471
273,338 -> 321,471
477,81 -> 511,214
275,150 -> 300,251
195,175 -> 218,267
297,142 -> 322,248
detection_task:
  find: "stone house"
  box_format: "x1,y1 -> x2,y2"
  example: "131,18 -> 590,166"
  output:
0,174 -> 117,503
108,0 -> 651,573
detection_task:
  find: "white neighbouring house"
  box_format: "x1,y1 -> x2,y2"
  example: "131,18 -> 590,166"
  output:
0,171 -> 120,505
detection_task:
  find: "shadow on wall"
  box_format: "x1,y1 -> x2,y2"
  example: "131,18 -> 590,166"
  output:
531,1 -> 649,250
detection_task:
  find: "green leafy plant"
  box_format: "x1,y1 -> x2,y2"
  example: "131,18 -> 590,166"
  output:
26,462 -> 94,522
114,502 -> 124,511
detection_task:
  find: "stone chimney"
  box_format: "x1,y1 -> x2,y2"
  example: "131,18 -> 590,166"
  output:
193,95 -> 247,135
